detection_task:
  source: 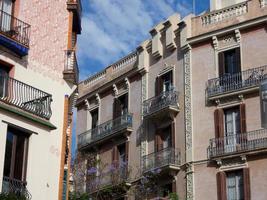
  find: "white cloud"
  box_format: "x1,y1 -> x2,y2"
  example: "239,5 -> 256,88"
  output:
77,0 -> 194,80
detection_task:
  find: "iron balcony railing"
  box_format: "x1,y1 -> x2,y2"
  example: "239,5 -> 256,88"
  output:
143,90 -> 179,117
64,50 -> 79,82
206,65 -> 267,98
0,75 -> 52,119
2,176 -> 32,199
87,162 -> 129,194
0,10 -> 31,46
141,148 -> 180,173
208,129 -> 267,158
78,113 -> 133,149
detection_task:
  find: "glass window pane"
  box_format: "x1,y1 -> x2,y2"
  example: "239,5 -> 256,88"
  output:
3,131 -> 13,177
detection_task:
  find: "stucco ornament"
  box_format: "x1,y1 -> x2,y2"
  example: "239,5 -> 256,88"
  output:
113,84 -> 118,96
184,46 -> 194,200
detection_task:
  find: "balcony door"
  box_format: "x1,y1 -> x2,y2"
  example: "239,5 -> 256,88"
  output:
224,107 -> 241,152
2,126 -> 29,193
90,108 -> 98,139
0,0 -> 13,32
155,71 -> 173,96
0,66 -> 9,98
218,48 -> 241,90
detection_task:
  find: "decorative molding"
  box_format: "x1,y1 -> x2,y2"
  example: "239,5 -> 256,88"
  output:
84,99 -> 89,110
235,29 -> 241,44
158,63 -> 175,77
112,84 -> 118,96
95,93 -> 100,105
212,36 -> 218,50
125,77 -> 130,89
141,72 -> 148,157
218,156 -> 248,171
184,47 -> 194,200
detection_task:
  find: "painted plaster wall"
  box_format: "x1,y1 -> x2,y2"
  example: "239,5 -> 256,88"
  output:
0,1 -> 74,200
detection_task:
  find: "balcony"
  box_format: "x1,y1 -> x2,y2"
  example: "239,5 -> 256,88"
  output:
0,10 -> 30,56
141,148 -> 180,173
1,176 -> 31,199
208,129 -> 267,159
63,50 -> 79,84
86,163 -> 130,199
0,74 -> 52,120
206,65 -> 267,100
78,113 -> 133,150
143,90 -> 179,119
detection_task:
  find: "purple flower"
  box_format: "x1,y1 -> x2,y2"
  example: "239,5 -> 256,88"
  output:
88,167 -> 97,174
108,164 -> 116,172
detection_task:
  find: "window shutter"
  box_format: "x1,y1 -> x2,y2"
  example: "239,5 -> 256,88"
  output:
159,76 -> 163,94
155,132 -> 163,152
218,52 -> 225,77
113,98 -> 121,119
243,168 -> 251,200
171,122 -> 175,148
216,171 -> 227,200
235,48 -> 241,73
172,180 -> 176,193
125,141 -> 129,162
170,71 -> 173,88
155,77 -> 159,96
240,104 -> 247,133
214,109 -> 224,138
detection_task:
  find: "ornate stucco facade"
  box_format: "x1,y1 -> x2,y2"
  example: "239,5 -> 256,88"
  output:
0,0 -> 81,199
77,0 -> 267,199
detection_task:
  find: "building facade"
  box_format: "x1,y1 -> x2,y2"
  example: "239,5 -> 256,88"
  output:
0,0 -> 81,199
76,0 -> 267,199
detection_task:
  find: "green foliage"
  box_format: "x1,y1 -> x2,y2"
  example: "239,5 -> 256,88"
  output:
0,193 -> 27,200
168,192 -> 179,200
68,192 -> 89,200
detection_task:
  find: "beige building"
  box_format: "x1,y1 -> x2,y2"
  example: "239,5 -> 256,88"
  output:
0,0 -> 81,199
76,0 -> 267,199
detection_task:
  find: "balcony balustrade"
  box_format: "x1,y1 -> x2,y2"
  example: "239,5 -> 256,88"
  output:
208,129 -> 267,158
141,148 -> 180,173
64,50 -> 79,83
0,75 -> 52,119
78,113 -> 133,149
206,65 -> 267,99
86,162 -> 129,197
143,90 -> 179,118
0,10 -> 30,49
1,176 -> 31,199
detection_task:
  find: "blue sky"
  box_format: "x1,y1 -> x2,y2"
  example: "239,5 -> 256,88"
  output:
72,0 -> 210,156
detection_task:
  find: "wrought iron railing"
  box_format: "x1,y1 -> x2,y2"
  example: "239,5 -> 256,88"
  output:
206,65 -> 267,98
0,75 -> 52,119
78,113 -> 133,149
141,148 -> 180,173
87,162 -> 129,194
0,10 -> 31,46
208,129 -> 267,158
2,176 -> 32,199
143,90 -> 179,116
64,50 -> 79,82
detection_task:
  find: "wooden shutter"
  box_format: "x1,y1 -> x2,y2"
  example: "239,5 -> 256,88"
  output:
214,109 -> 224,138
216,171 -> 227,200
235,48 -> 241,73
125,141 -> 129,162
218,52 -> 225,77
171,122 -> 175,148
155,132 -> 163,152
240,104 -> 247,133
170,71 -> 173,87
172,180 -> 176,193
113,98 -> 121,119
243,168 -> 251,200
112,146 -> 119,163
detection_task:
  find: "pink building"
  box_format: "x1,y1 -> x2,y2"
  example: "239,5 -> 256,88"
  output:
0,0 -> 81,199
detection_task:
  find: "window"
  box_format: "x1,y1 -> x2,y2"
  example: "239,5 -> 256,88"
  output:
218,48 -> 241,77
3,127 -> 29,182
155,125 -> 172,152
155,71 -> 173,95
113,93 -> 128,119
226,170 -> 244,200
0,0 -> 13,32
117,144 -> 126,165
0,65 -> 9,98
224,107 -> 241,137
91,108 -> 98,129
